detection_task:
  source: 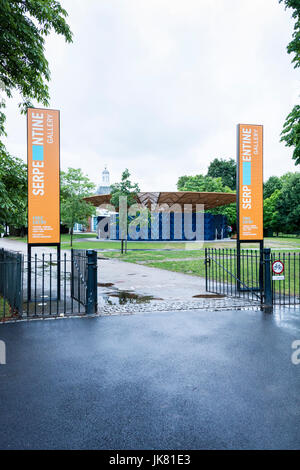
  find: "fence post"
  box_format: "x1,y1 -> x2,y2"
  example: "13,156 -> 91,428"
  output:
27,244 -> 31,302
205,248 -> 208,292
71,249 -> 74,299
237,241 -> 241,291
263,248 -> 273,313
86,250 -> 98,314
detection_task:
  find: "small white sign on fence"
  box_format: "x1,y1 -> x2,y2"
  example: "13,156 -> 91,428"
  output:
272,275 -> 285,281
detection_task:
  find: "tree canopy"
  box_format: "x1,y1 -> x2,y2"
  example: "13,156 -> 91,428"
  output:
60,168 -> 96,246
177,171 -> 235,225
262,172 -> 300,234
177,174 -> 232,193
280,105 -> 300,165
276,172 -> 300,233
279,0 -> 300,68
279,0 -> 300,164
0,143 -> 27,233
0,0 -> 72,136
263,189 -> 282,234
60,168 -> 96,200
263,175 -> 283,199
0,0 -> 73,236
110,169 -> 140,210
207,158 -> 236,190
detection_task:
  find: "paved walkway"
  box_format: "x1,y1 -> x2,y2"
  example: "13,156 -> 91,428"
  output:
97,257 -> 261,313
0,308 -> 300,449
0,238 -> 62,257
98,257 -> 207,300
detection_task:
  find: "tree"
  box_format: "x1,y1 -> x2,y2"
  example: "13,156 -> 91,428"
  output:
61,196 -> 95,247
110,169 -> 140,252
177,174 -> 232,193
177,175 -> 190,190
207,158 -> 236,190
263,176 -> 283,199
279,0 -> 300,68
61,168 -> 96,200
210,204 -> 236,228
276,172 -> 300,233
177,173 -> 235,227
0,1 -> 73,236
110,169 -> 140,209
0,0 -> 72,137
280,105 -> 300,165
0,143 -> 27,234
279,1 -> 300,164
263,189 -> 282,235
60,168 -> 96,246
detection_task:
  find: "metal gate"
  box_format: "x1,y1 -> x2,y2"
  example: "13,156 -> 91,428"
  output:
71,249 -> 98,314
271,251 -> 300,307
0,248 -> 98,321
205,248 -> 300,310
0,249 -> 23,318
205,248 -> 263,305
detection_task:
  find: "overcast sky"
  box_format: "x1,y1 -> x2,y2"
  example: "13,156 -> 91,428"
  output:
3,0 -> 300,191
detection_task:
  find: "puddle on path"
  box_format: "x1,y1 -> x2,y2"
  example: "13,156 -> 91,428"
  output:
192,294 -> 226,299
100,290 -> 163,305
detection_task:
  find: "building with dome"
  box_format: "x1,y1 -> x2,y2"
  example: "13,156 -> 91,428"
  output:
74,166 -> 114,233
97,166 -> 111,195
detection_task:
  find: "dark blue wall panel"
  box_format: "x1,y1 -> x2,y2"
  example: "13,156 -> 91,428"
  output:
103,213 -> 228,241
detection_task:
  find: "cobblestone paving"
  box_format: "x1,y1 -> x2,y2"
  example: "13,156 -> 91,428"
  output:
99,297 -> 261,315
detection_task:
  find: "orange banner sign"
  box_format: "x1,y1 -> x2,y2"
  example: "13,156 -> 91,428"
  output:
27,108 -> 60,244
237,124 -> 263,241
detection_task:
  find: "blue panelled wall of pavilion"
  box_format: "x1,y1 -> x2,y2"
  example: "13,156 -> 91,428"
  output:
97,212 -> 229,241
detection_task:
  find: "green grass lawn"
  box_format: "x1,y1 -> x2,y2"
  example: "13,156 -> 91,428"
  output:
58,236 -> 300,251
69,241 -> 194,250
147,259 -> 207,277
102,249 -> 205,262
5,234 -> 300,251
7,233 -> 98,244
48,237 -> 300,252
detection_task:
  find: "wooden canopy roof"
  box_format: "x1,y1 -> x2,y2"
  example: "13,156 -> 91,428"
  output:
84,191 -> 236,211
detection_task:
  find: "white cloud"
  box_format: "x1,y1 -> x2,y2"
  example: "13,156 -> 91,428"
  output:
2,0 -> 299,190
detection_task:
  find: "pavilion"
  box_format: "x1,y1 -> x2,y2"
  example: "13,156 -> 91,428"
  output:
84,191 -> 236,211
84,191 -> 236,241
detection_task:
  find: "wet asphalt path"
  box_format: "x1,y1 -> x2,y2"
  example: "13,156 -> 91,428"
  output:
0,308 -> 300,450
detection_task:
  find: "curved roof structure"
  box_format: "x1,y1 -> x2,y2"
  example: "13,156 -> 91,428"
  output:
84,191 -> 236,211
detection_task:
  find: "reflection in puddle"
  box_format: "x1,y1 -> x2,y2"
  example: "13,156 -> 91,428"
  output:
193,294 -> 226,299
100,290 -> 163,305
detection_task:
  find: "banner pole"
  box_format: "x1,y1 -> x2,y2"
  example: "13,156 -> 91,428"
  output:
27,244 -> 32,302
236,125 -> 241,290
57,244 -> 61,301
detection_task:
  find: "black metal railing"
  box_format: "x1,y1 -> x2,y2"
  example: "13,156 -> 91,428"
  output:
205,248 -> 263,304
0,248 -> 98,320
71,249 -> 87,307
271,252 -> 300,306
71,249 -> 98,314
0,248 -> 23,318
205,248 -> 300,309
23,252 -> 85,317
